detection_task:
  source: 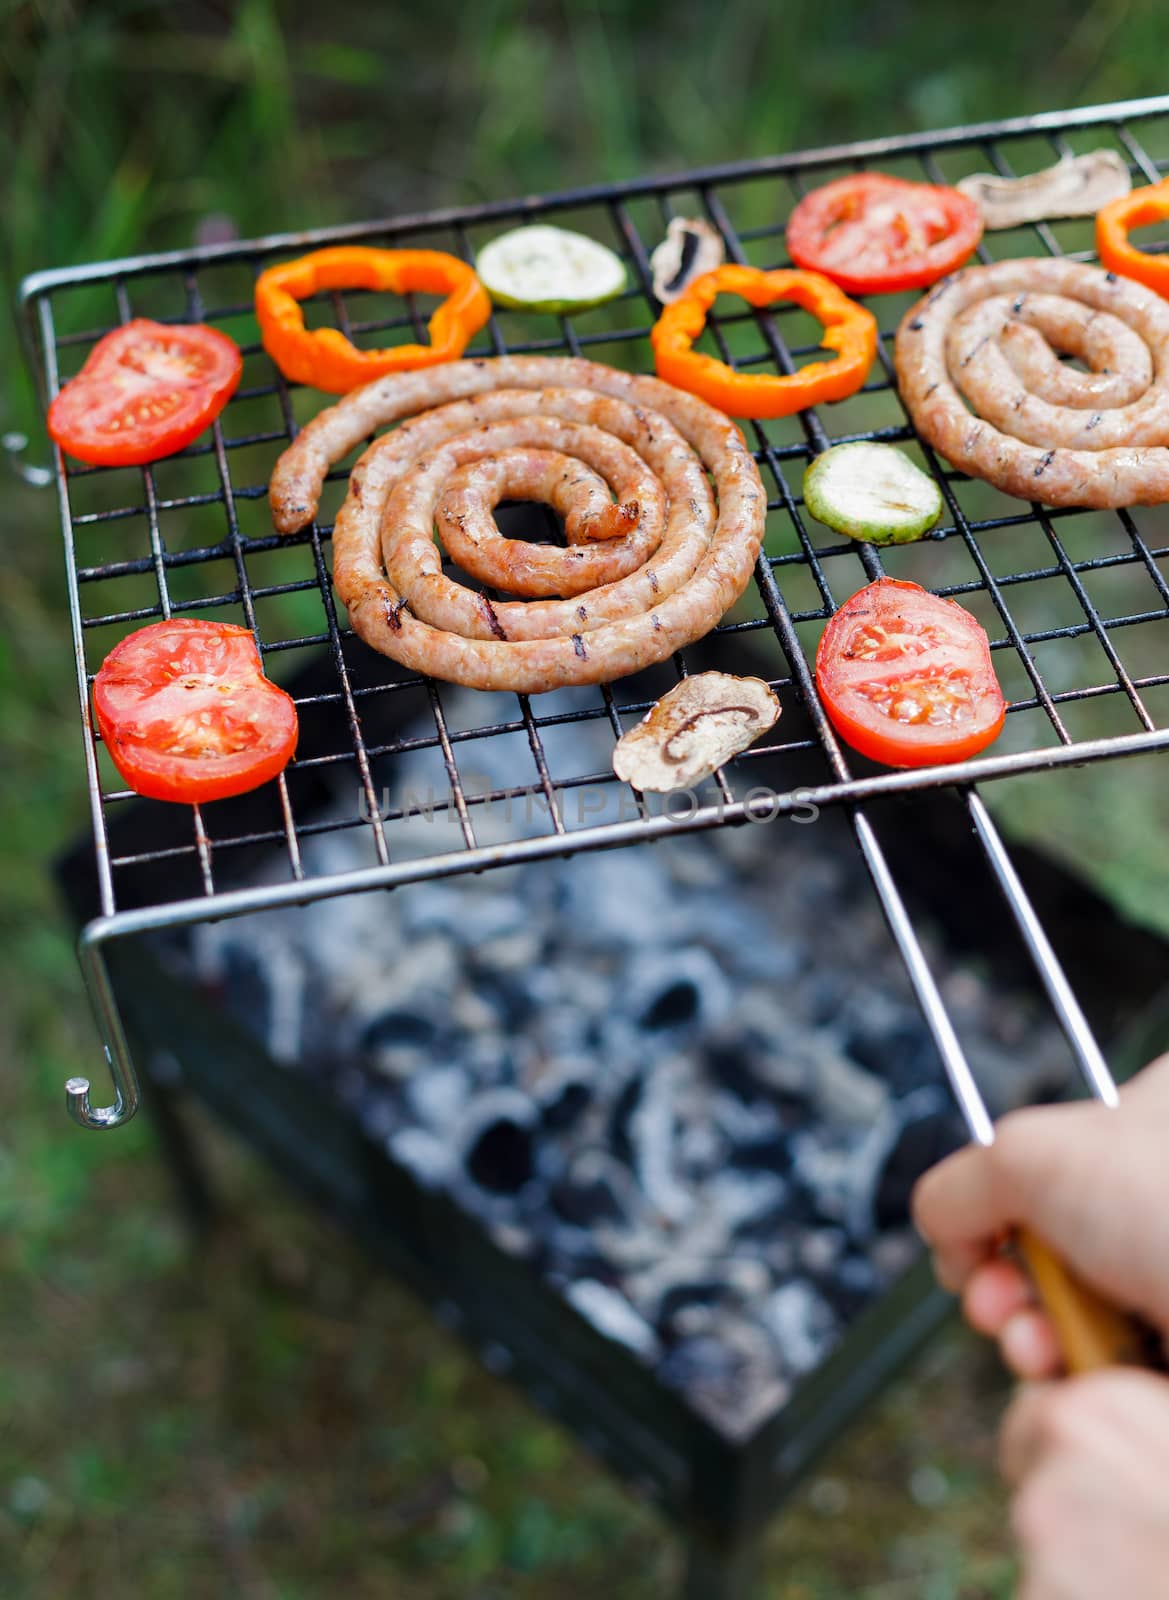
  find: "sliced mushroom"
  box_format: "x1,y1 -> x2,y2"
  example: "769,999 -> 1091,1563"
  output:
650,217 -> 726,303
613,672 -> 780,792
956,150 -> 1131,230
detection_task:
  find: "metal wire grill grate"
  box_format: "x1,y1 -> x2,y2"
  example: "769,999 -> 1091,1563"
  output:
22,95 -> 1169,1129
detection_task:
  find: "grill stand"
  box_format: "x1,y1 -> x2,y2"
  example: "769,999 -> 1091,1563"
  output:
32,91 -> 1169,1589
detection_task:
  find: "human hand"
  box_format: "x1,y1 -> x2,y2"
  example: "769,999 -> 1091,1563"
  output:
911,1055 -> 1169,1378
1000,1368 -> 1169,1599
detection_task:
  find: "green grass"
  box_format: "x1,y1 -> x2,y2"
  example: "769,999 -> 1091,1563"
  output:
3,3 -> 1169,1594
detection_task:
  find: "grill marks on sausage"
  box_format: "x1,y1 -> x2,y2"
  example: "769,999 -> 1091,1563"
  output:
481,596 -> 508,640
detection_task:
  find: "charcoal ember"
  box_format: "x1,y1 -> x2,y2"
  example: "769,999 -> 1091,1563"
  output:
608,1074 -> 644,1168
628,947 -> 732,1035
542,1079 -> 592,1132
627,1057 -> 694,1225
675,1116 -> 731,1178
798,1227 -> 849,1277
818,1251 -> 882,1318
726,1131 -> 794,1178
702,1167 -> 790,1233
387,1126 -> 453,1190
566,1280 -> 660,1361
659,1315 -> 789,1437
761,1280 -> 839,1376
401,884 -> 527,947
457,1091 -> 539,1195
550,1148 -> 642,1228
405,1064 -> 471,1130
871,1229 -> 923,1280
645,1259 -> 772,1331
552,851 -> 683,950
873,1087 -> 964,1227
709,1086 -> 787,1147
789,1113 -> 904,1238
471,928 -> 545,975
807,1040 -> 891,1129
192,927 -> 309,1066
361,1007 -> 450,1082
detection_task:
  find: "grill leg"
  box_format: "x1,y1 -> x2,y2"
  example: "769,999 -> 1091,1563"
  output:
145,1068 -> 218,1233
682,1529 -> 763,1600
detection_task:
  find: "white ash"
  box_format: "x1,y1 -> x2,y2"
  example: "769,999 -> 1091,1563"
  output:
164,687 -> 1073,1438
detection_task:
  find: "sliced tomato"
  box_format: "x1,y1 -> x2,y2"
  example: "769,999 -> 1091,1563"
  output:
815,578 -> 1005,768
787,174 -> 983,296
93,619 -> 298,804
48,319 -> 242,467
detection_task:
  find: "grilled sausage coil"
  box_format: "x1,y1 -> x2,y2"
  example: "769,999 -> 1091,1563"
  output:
269,356 -> 767,693
895,258 -> 1169,508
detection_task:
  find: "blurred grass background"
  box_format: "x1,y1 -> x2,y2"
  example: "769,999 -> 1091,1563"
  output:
3,2 -> 1169,1595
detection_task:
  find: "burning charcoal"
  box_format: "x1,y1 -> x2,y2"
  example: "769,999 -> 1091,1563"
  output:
402,884 -> 527,948
457,1091 -> 539,1195
807,1039 -> 892,1129
761,1280 -> 839,1376
608,1074 -> 644,1168
405,1065 -> 471,1130
789,1112 -> 904,1237
387,1126 -> 454,1190
473,928 -> 545,975
645,1258 -> 772,1331
550,1148 -> 642,1228
817,1250 -> 891,1320
361,1007 -> 448,1082
871,1230 -> 923,1280
565,1280 -> 661,1361
709,1086 -> 787,1148
659,1316 -> 789,1438
628,947 -> 732,1035
525,1058 -> 594,1131
798,1227 -> 849,1278
628,1057 -> 694,1225
552,850 -> 683,951
725,1126 -> 794,1178
675,1116 -> 731,1179
702,1167 -> 790,1234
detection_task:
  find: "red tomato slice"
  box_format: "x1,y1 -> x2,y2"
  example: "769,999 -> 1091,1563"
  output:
787,174 -> 983,296
815,578 -> 1005,768
48,319 -> 242,467
94,619 -> 298,804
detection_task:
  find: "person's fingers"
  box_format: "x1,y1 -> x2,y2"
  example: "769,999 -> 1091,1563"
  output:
963,1257 -> 1035,1334
913,1103 -> 1102,1259
1121,1053 -> 1169,1108
1000,1308 -> 1064,1381
1002,1369 -> 1169,1490
1000,1381 -> 1059,1486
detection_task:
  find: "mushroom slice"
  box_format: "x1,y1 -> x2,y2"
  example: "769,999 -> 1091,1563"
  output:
650,217 -> 726,303
956,150 -> 1131,230
613,671 -> 780,792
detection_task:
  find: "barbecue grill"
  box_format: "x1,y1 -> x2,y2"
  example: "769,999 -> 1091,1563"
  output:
23,94 -> 1169,1592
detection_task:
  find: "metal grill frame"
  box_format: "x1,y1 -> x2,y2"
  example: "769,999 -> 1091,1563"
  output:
21,94 -> 1169,1131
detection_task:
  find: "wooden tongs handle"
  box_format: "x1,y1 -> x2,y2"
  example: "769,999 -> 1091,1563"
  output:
1017,1227 -> 1150,1373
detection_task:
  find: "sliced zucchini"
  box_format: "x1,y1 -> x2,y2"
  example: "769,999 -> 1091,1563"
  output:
475,225 -> 627,313
803,442 -> 943,545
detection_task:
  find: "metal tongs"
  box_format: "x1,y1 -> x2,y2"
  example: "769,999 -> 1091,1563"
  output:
936,796 -> 1150,1374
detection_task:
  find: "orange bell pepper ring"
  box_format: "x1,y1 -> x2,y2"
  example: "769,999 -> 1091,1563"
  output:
651,263 -> 878,419
1096,177 -> 1169,298
255,246 -> 492,394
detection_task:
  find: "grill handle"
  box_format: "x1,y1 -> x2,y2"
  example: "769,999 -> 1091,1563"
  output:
1018,1227 -> 1150,1372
